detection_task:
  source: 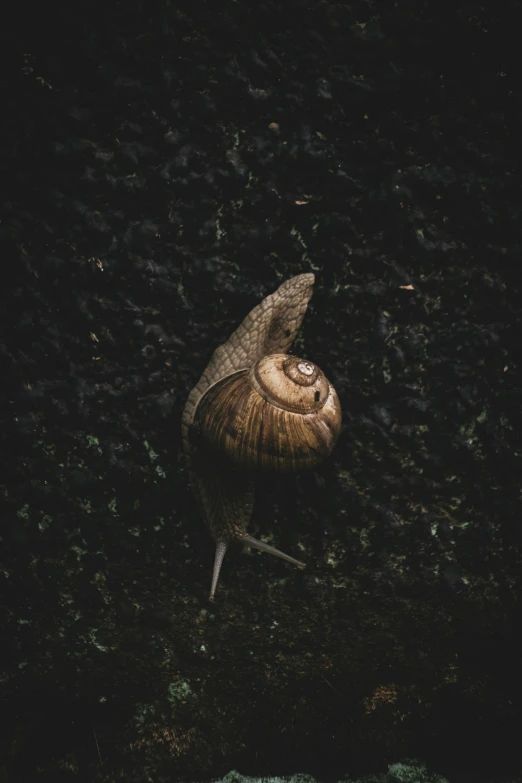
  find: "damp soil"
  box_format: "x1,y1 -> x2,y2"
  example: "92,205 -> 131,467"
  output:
1,2 -> 522,782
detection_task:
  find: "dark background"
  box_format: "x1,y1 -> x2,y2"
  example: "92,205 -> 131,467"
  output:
2,1 -> 522,781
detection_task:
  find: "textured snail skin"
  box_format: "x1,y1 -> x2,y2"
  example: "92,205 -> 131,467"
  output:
182,274 -> 341,601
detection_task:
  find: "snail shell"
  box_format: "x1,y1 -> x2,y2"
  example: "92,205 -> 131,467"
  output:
182,274 -> 342,600
193,354 -> 341,473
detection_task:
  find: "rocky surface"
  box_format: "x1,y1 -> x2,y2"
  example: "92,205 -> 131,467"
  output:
2,2 -> 521,781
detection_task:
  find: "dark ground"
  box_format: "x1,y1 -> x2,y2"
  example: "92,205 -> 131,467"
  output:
1,1 -> 522,782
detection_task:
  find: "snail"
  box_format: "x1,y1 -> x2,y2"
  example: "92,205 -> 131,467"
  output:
182,274 -> 342,600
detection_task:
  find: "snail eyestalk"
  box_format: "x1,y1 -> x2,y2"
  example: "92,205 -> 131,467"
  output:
210,541 -> 228,602
241,534 -> 306,569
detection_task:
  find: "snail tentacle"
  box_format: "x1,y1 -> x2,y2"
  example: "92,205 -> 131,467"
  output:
210,541 -> 228,602
240,534 -> 306,568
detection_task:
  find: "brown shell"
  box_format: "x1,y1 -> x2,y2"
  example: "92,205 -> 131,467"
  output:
193,353 -> 342,473
182,273 -> 316,459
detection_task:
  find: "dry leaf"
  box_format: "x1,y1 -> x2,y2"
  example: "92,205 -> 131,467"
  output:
399,284 -> 414,290
295,200 -> 309,205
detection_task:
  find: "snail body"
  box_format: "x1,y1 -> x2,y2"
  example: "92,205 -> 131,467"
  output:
182,274 -> 341,600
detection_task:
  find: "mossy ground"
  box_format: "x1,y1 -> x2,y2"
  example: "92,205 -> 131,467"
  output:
2,2 -> 521,782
